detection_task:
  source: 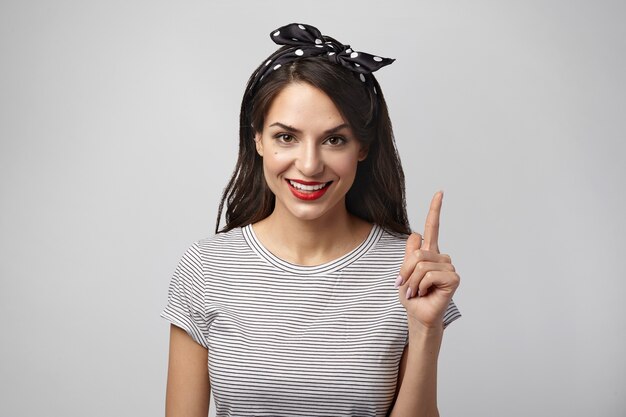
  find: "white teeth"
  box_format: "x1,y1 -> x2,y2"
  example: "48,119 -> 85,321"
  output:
289,180 -> 329,191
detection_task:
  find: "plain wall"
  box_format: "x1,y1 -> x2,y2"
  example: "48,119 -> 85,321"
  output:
1,0 -> 624,416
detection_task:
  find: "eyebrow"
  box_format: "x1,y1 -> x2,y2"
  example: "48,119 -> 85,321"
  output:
268,122 -> 350,135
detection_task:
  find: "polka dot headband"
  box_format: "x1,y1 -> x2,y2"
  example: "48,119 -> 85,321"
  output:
249,23 -> 395,93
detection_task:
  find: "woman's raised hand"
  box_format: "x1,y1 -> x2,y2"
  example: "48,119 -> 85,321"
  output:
395,191 -> 460,329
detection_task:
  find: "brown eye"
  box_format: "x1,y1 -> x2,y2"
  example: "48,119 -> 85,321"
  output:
275,134 -> 295,143
325,136 -> 346,146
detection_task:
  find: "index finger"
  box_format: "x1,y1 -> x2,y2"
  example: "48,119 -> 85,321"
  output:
422,191 -> 443,253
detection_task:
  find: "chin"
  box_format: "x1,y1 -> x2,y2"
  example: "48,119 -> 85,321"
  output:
283,198 -> 348,223
286,207 -> 330,222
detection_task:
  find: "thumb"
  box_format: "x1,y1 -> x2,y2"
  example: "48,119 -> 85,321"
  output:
404,232 -> 423,258
398,232 -> 423,286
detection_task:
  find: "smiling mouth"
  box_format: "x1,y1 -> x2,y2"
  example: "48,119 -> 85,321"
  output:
286,179 -> 333,200
287,179 -> 332,191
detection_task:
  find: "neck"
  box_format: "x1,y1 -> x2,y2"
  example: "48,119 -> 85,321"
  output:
252,204 -> 371,266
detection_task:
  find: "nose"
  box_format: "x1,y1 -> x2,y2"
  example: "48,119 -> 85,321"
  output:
295,141 -> 324,177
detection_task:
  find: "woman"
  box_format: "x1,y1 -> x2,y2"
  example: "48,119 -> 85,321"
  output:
162,23 -> 461,416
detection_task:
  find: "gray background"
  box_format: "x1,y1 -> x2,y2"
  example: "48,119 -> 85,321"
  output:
1,0 -> 624,416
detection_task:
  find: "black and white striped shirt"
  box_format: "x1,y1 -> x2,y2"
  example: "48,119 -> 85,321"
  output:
161,224 -> 460,416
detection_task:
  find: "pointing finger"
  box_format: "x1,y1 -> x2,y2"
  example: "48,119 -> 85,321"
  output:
422,191 -> 443,253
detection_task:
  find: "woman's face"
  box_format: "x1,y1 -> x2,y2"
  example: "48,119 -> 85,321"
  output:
255,82 -> 367,223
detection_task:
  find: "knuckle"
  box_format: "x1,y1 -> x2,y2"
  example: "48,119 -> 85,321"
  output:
441,253 -> 452,263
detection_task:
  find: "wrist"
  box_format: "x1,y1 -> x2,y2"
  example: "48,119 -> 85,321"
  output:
407,317 -> 444,338
406,321 -> 443,359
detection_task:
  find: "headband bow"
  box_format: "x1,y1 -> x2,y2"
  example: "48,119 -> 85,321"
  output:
251,23 -> 395,90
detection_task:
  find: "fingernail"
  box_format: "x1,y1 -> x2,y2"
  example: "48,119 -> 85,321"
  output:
406,287 -> 412,299
394,274 -> 403,288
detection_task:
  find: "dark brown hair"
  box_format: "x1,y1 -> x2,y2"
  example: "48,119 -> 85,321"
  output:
215,54 -> 410,236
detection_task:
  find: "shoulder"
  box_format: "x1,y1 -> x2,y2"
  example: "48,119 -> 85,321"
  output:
354,225 -> 407,268
372,225 -> 408,253
188,227 -> 250,261
189,226 -> 269,269
195,227 -> 245,249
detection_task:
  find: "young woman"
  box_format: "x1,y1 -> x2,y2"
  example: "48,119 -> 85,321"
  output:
162,23 -> 461,416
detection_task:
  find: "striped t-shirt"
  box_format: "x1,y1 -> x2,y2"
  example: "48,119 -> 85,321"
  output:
161,224 -> 460,416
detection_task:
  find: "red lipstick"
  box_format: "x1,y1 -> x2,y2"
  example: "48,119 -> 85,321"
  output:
286,179 -> 332,201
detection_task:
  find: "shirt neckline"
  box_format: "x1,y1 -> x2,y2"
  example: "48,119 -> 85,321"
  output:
242,223 -> 383,275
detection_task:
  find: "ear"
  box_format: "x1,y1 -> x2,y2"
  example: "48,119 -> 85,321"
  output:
254,132 -> 264,157
358,144 -> 369,162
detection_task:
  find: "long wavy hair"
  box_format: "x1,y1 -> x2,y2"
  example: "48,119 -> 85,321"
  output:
215,52 -> 410,236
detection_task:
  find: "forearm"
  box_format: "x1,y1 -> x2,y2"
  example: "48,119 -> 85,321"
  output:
389,322 -> 443,417
165,325 -> 211,417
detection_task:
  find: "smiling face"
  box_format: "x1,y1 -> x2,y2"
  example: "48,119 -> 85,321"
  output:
254,82 -> 368,224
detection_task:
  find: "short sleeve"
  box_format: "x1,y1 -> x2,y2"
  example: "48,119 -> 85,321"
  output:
443,298 -> 461,329
160,242 -> 210,349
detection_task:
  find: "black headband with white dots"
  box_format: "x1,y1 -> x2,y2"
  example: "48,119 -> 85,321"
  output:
249,23 -> 395,94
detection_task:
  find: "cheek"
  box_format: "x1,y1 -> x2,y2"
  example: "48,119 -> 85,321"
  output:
327,153 -> 360,178
262,148 -> 293,176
